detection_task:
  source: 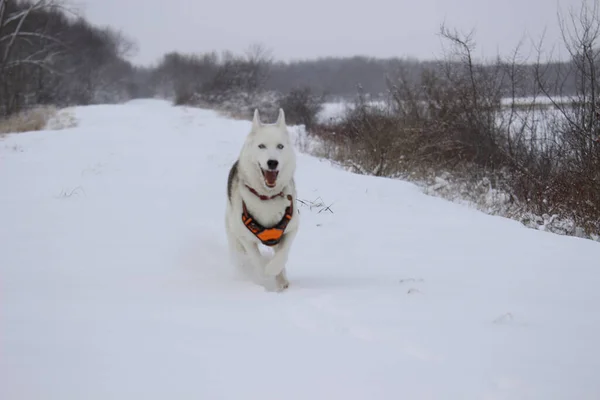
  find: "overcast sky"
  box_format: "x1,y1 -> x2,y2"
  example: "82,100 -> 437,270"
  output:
76,0 -> 585,66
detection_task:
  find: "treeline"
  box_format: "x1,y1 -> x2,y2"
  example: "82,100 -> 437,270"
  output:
266,57 -> 576,99
145,49 -> 577,104
0,0 -> 151,119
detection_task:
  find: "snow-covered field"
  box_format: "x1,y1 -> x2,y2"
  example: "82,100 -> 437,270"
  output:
317,96 -> 575,124
2,99 -> 600,400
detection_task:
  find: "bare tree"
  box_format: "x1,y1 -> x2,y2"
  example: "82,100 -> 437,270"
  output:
242,43 -> 273,104
0,0 -> 66,115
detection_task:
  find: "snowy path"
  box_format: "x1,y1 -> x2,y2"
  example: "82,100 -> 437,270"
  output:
1,99 -> 599,399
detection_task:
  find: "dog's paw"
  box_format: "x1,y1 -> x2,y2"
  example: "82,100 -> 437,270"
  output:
275,273 -> 290,292
261,277 -> 289,293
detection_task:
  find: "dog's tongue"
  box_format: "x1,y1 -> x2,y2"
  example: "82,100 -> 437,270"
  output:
264,170 -> 278,187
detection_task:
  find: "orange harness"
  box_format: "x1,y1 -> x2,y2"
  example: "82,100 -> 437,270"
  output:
241,192 -> 294,247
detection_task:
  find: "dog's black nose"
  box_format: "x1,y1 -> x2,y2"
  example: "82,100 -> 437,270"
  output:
267,159 -> 279,170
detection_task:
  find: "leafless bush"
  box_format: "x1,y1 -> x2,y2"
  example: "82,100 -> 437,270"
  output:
311,25 -> 514,179
174,89 -> 194,106
276,86 -> 325,130
310,91 -> 407,177
518,0 -> 600,233
390,25 -> 514,170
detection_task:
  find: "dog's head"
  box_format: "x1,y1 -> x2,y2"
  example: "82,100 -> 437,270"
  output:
239,108 -> 296,192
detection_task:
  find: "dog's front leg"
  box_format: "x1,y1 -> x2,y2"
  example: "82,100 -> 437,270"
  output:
264,228 -> 297,278
238,238 -> 267,272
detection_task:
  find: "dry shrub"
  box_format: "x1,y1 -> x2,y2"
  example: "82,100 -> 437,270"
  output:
0,106 -> 58,135
309,93 -> 412,177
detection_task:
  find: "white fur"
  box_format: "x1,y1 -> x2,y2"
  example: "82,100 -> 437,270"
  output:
225,108 -> 299,292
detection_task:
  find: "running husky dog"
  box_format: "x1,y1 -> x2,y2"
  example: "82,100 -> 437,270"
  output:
225,108 -> 299,291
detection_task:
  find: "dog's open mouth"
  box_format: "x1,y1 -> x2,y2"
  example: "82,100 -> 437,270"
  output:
261,169 -> 279,188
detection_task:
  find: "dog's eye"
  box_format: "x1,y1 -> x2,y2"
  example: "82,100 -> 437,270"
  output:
277,144 -> 284,149
258,144 -> 266,149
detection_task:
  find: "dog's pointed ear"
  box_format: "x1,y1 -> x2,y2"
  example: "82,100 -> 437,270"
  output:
276,108 -> 286,128
252,109 -> 262,130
